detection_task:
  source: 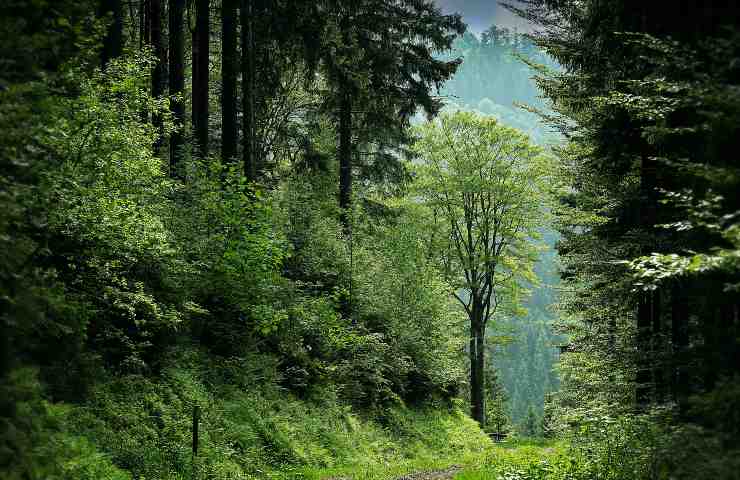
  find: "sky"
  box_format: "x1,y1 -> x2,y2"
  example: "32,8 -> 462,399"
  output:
434,0 -> 533,35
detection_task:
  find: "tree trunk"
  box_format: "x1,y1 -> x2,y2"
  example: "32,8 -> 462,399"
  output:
139,0 -> 149,49
151,0 -> 166,153
338,85 -> 352,227
469,303 -> 486,426
651,290 -> 665,402
733,302 -> 740,376
636,152 -> 660,408
100,0 -> 123,69
221,0 -> 238,163
671,283 -> 689,410
636,292 -> 653,407
192,0 -> 209,157
168,0 -> 185,177
704,305 -> 719,391
138,0 -> 150,122
240,0 -> 256,180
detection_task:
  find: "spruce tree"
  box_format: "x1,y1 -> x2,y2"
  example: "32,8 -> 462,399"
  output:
192,0 -> 210,157
168,0 -> 185,176
221,0 -> 238,163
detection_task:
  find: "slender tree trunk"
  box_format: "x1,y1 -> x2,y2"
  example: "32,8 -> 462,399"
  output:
100,0 -> 124,69
338,85 -> 352,227
151,0 -> 166,153
636,152 -> 659,408
651,290 -> 665,402
240,0 -> 256,180
169,0 -> 185,176
139,0 -> 149,48
704,304 -> 720,391
221,0 -> 238,163
636,293 -> 653,406
137,0 -> 148,122
671,284 -> 689,411
734,302 -> 740,376
719,302 -> 736,378
192,0 -> 209,157
469,302 -> 486,426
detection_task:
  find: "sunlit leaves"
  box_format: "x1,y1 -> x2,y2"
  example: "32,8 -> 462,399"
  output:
410,111 -> 555,322
626,189 -> 740,291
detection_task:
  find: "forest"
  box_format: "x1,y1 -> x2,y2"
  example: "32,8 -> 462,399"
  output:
0,1 -> 738,479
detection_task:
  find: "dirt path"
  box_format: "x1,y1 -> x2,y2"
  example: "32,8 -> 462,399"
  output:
393,466 -> 461,479
325,466 -> 461,480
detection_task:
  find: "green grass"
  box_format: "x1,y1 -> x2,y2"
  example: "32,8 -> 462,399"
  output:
45,346 -> 493,480
452,439 -> 568,480
20,345 -> 582,480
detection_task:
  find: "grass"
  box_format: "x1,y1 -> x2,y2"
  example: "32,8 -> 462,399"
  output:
46,346 -> 494,479
451,439 -> 568,480
18,344 -> 574,480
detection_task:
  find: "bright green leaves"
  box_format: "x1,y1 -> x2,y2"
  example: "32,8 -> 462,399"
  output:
625,190 -> 740,292
409,111 -> 555,322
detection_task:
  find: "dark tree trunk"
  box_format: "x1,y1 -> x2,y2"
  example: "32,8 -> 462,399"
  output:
636,152 -> 660,407
138,0 -> 150,122
221,0 -> 238,163
704,305 -> 720,391
192,0 -> 209,157
151,0 -> 166,153
240,0 -> 256,180
719,302 -> 736,378
139,0 -> 149,48
651,290 -> 665,402
636,293 -> 653,407
734,302 -> 740,376
169,0 -> 185,176
469,303 -> 486,426
338,85 -> 352,227
671,284 -> 689,411
100,0 -> 124,69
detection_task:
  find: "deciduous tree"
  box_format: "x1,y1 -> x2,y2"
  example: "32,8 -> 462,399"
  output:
411,111 -> 552,425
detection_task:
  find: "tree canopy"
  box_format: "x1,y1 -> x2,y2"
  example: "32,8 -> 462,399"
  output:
410,111 -> 554,425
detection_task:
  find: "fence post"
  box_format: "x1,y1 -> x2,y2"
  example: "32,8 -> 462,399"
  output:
192,404 -> 200,457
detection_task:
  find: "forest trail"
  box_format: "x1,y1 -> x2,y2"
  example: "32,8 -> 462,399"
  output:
324,466 -> 462,480
391,466 -> 462,480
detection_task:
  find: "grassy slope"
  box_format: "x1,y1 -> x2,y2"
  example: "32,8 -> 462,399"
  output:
33,345 -> 493,480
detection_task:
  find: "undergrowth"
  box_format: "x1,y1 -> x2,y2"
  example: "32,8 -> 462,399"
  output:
20,345 -> 491,480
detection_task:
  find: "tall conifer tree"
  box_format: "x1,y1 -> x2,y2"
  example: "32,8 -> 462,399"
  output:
192,0 -> 210,157
99,0 -> 123,68
150,0 -> 166,153
221,0 -> 238,163
168,0 -> 185,175
240,0 -> 256,180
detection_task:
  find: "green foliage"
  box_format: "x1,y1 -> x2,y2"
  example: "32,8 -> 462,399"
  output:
274,166 -> 466,405
43,345 -> 489,479
410,111 -> 553,308
483,366 -> 511,434
0,368 -> 130,480
626,190 -> 740,292
1,3 -> 573,479
353,208 -> 467,401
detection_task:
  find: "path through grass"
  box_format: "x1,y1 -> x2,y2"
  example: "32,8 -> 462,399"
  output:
284,439 -> 566,480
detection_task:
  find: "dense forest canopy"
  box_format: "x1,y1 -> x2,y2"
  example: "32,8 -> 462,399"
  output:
1,1 -> 739,479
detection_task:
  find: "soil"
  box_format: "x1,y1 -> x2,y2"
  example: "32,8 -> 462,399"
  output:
324,465 -> 462,480
393,465 -> 461,479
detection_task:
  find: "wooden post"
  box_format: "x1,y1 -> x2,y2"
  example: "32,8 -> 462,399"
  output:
192,405 -> 200,457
